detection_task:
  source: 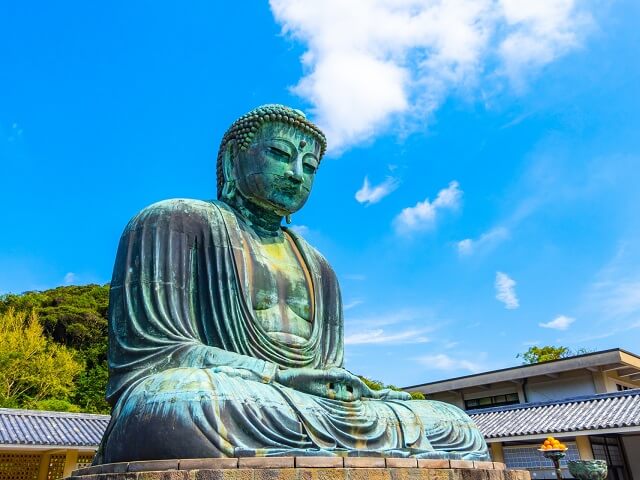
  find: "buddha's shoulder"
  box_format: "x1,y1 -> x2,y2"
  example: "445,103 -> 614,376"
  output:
126,198 -> 229,231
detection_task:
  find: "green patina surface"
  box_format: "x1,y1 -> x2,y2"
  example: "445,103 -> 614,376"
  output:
568,461 -> 608,480
95,105 -> 489,464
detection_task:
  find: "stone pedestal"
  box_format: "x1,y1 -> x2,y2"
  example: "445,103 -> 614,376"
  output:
67,457 -> 531,480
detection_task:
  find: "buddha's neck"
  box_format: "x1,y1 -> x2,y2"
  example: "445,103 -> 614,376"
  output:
227,194 -> 284,239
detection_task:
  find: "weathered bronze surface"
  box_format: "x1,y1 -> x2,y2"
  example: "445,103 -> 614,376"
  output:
95,105 -> 489,463
568,460 -> 608,480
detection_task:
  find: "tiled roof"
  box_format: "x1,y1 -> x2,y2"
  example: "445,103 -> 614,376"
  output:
469,389 -> 640,439
0,408 -> 110,448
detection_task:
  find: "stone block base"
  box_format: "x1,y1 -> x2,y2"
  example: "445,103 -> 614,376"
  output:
68,458 -> 530,480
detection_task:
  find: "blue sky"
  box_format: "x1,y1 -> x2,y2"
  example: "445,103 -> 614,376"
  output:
2,0 -> 639,387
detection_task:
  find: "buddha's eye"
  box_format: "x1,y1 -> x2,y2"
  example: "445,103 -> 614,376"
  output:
303,155 -> 318,174
303,161 -> 318,174
267,146 -> 291,160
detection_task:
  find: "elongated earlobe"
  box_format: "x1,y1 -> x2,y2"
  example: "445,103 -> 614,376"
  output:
221,143 -> 237,201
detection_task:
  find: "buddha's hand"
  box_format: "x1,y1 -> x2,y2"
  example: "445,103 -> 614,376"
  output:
274,367 -> 410,402
368,388 -> 412,401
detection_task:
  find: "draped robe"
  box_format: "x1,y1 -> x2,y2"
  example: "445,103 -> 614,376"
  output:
95,199 -> 489,463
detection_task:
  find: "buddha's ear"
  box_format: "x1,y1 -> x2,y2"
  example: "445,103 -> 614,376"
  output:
222,141 -> 235,183
220,140 -> 238,200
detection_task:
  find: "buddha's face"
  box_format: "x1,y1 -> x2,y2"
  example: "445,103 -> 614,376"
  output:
229,121 -> 321,216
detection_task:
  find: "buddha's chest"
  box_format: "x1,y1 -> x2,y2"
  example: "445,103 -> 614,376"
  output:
243,235 -> 313,344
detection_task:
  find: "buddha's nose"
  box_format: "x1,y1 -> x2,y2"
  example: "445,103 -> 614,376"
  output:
285,160 -> 304,184
285,170 -> 303,183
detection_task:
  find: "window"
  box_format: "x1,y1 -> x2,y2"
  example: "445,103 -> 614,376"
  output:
503,443 -> 580,479
591,436 -> 628,480
465,392 -> 520,410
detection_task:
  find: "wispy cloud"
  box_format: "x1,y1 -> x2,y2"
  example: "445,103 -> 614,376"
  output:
289,224 -> 310,236
270,0 -> 594,151
355,176 -> 399,205
495,271 -> 519,309
343,298 -> 364,311
539,315 -> 575,330
345,308 -> 443,346
457,227 -> 510,256
347,308 -> 438,330
345,328 -> 431,345
585,242 -> 640,324
415,353 -> 485,373
64,272 -> 76,285
394,181 -> 462,235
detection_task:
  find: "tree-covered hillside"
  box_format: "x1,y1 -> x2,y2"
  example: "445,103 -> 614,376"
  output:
0,284 -> 110,413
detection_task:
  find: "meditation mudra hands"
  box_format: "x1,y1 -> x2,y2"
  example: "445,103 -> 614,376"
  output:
274,366 -> 411,402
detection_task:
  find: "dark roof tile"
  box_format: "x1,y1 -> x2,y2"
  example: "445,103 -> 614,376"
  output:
470,389 -> 640,438
0,408 -> 110,447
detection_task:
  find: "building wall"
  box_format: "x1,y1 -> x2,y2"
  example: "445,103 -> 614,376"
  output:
0,448 -> 94,480
525,373 -> 596,402
427,391 -> 464,409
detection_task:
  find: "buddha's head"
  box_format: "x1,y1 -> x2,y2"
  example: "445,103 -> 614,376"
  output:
217,105 -> 327,217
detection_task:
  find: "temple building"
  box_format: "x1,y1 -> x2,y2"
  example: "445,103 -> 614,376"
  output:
405,348 -> 640,480
0,409 -> 108,479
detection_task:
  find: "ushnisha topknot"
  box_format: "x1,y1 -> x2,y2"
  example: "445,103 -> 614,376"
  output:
217,104 -> 327,198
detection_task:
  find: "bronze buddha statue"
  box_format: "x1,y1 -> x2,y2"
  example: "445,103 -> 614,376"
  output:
95,105 -> 489,463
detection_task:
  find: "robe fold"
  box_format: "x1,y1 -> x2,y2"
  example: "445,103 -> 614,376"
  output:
95,198 -> 489,464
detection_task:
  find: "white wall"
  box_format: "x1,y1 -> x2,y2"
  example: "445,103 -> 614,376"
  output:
526,374 -> 596,403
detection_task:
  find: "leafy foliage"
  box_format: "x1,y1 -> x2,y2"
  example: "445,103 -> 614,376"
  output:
517,345 -> 592,364
358,375 -> 426,400
0,284 -> 110,413
0,309 -> 82,409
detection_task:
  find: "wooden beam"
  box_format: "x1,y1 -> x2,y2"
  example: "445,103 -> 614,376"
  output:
602,364 -> 627,372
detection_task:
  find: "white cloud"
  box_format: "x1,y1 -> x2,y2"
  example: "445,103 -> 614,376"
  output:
394,181 -> 462,234
539,315 -> 575,330
289,224 -> 310,236
345,328 -> 431,345
495,271 -> 519,309
415,353 -> 484,373
269,0 -> 594,151
498,0 -> 592,88
343,298 -> 364,311
585,243 -> 640,322
457,227 -> 510,256
355,176 -> 399,205
64,272 -> 76,285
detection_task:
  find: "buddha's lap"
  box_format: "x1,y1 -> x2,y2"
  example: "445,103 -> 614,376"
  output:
115,367 -> 477,433
101,367 -> 488,462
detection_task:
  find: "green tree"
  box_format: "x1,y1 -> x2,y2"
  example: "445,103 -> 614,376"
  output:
0,309 -> 82,409
0,284 -> 111,413
517,345 -> 592,364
